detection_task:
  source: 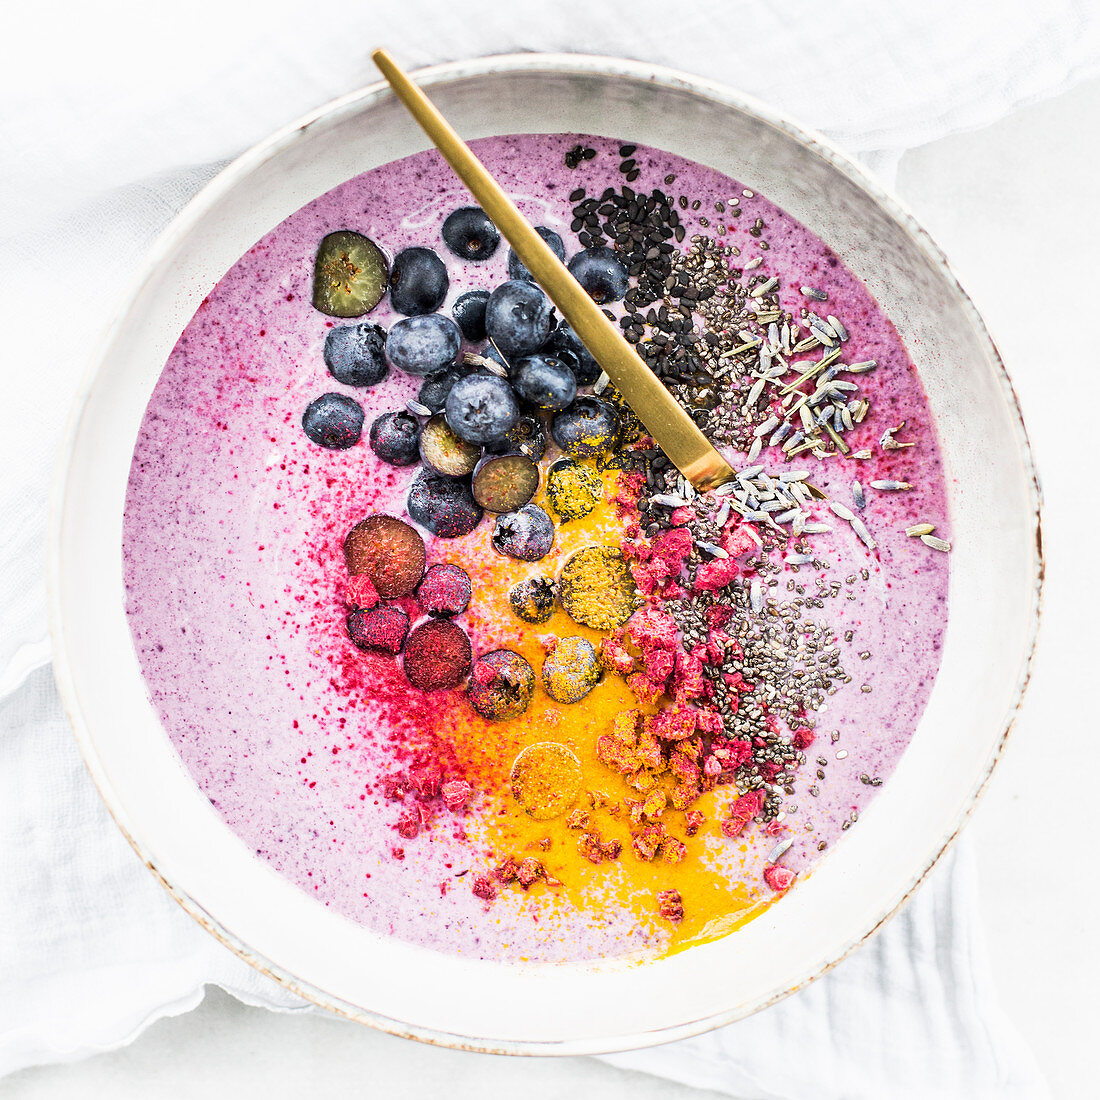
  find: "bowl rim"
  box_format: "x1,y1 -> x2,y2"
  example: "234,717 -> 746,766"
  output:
48,50 -> 1044,1055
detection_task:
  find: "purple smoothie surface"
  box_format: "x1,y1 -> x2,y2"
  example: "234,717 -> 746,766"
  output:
122,133 -> 949,962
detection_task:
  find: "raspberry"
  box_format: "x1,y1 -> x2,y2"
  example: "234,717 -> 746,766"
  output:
416,563 -> 472,618
791,727 -> 815,750
409,765 -> 441,800
656,888 -> 684,923
442,779 -> 471,812
346,606 -> 409,655
494,858 -> 518,884
472,874 -> 498,901
693,556 -> 740,592
402,619 -> 472,691
516,858 -> 543,888
381,773 -> 409,801
345,574 -> 380,611
343,514 -> 425,598
764,864 -> 797,892
731,789 -> 766,818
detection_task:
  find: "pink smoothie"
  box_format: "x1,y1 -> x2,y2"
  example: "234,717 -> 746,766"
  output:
122,134 -> 950,962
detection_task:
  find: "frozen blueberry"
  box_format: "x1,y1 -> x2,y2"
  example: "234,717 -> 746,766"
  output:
551,396 -> 620,458
369,410 -> 421,466
385,314 -> 461,376
417,367 -> 465,414
481,343 -> 509,371
407,471 -> 484,538
416,563 -> 472,617
511,353 -> 577,411
347,605 -> 409,655
323,321 -> 388,387
452,289 -> 490,342
507,226 -> 565,281
542,636 -> 600,703
468,649 -> 535,721
508,576 -> 556,624
389,246 -> 449,315
302,393 -> 364,450
543,321 -> 601,385
483,413 -> 547,461
445,373 -> 520,445
567,246 -> 629,305
485,280 -> 553,358
442,208 -> 501,261
492,504 -> 554,561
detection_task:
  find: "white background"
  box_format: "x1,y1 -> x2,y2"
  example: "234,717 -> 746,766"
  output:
4,65 -> 1097,1100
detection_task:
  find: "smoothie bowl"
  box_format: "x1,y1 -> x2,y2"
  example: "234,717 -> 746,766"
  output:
49,56 -> 1041,1051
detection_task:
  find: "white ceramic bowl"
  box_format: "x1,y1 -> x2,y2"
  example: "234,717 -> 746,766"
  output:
49,54 -> 1042,1054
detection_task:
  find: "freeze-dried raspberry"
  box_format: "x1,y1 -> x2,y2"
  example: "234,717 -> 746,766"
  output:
409,765 -> 441,800
693,556 -> 740,592
764,865 -> 797,892
632,823 -> 665,862
494,858 -> 518,884
441,779 -> 471,813
791,727 -> 815,750
345,574 -> 380,611
516,858 -> 543,888
662,836 -> 687,864
381,773 -> 409,801
472,874 -> 498,901
656,888 -> 684,923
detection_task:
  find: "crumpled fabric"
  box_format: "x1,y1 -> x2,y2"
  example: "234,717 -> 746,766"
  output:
4,0 -> 1094,1093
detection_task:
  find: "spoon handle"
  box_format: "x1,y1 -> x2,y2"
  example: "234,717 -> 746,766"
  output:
371,49 -> 736,491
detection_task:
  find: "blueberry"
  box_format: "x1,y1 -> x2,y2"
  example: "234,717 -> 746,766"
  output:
407,471 -> 483,538
312,231 -> 388,318
483,412 -> 547,461
385,314 -> 461,376
389,246 -> 448,315
485,280 -> 553,358
551,396 -> 620,458
452,289 -> 490,342
482,343 -> 509,371
468,649 -> 535,721
441,208 -> 500,261
543,321 -> 601,385
302,393 -> 364,449
542,636 -> 601,704
567,247 -> 629,304
492,504 -> 555,561
323,321 -> 388,387
417,367 -> 464,414
444,373 -> 520,445
369,410 -> 421,466
507,227 -> 565,282
511,353 -> 577,411
508,577 -> 556,624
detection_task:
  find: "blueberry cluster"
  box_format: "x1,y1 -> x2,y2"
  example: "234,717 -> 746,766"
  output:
304,209 -> 629,556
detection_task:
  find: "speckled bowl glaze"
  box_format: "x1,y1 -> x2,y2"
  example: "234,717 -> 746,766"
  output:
49,54 -> 1042,1053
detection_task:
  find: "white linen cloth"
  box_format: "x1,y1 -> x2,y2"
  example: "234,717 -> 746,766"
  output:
3,0 -> 1096,1093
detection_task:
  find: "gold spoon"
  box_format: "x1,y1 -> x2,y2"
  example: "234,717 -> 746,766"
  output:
371,49 -> 737,492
